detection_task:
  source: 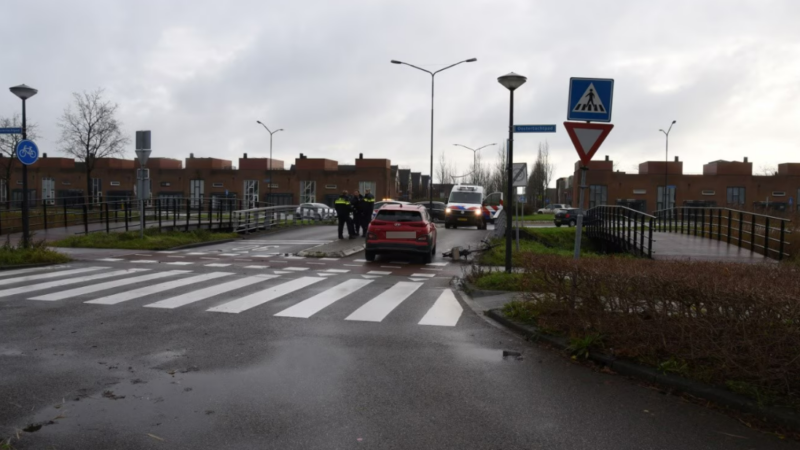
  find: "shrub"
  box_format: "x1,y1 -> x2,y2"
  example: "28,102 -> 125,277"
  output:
519,254 -> 800,408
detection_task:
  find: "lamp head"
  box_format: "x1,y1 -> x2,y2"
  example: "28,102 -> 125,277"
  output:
497,72 -> 527,91
9,84 -> 37,100
390,60 -> 402,64
466,58 -> 477,63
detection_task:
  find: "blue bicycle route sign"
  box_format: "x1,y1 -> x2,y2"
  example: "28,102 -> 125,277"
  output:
16,139 -> 39,165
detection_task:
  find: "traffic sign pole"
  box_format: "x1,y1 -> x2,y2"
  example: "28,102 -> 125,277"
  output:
21,99 -> 29,248
573,167 -> 588,259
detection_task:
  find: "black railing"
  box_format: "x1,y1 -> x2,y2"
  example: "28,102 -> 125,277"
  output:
585,205 -> 656,258
652,207 -> 792,260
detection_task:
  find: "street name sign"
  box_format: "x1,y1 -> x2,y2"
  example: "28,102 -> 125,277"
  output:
0,127 -> 22,134
563,122 -> 614,166
16,139 -> 39,165
568,77 -> 614,122
513,124 -> 556,133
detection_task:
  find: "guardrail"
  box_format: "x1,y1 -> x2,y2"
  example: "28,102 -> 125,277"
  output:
585,205 -> 656,257
652,207 -> 792,260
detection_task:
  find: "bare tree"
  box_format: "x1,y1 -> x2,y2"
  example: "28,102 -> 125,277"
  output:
757,165 -> 778,176
487,143 -> 508,194
527,142 -> 554,210
59,89 -> 129,206
0,115 -> 39,209
436,151 -> 454,185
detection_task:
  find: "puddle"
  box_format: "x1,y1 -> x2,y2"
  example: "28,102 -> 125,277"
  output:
0,346 -> 24,356
452,343 -> 504,363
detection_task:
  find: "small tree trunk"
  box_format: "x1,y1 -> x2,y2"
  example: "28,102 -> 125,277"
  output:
85,167 -> 92,210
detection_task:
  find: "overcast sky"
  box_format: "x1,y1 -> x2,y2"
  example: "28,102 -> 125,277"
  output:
2,0 -> 799,182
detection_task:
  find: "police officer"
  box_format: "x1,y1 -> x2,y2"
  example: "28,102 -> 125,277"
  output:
334,190 -> 357,239
351,190 -> 363,236
360,188 -> 376,237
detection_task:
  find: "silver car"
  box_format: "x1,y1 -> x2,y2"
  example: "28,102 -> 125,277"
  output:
296,203 -> 337,220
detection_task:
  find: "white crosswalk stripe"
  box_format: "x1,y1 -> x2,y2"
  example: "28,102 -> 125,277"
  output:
0,269 -> 149,299
145,275 -> 278,309
418,290 -> 462,326
84,272 -> 233,305
208,276 -> 324,314
0,266 -> 70,278
275,279 -> 372,318
0,266 -> 106,287
30,271 -> 190,302
345,281 -> 422,322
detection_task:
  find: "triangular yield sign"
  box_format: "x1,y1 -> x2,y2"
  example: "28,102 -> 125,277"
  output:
563,122 -> 614,166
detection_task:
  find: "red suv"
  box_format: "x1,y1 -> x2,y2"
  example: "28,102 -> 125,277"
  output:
366,204 -> 437,263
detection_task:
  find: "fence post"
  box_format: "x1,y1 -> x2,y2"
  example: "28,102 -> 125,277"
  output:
750,214 -> 756,253
727,211 -> 732,244
143,202 -> 147,234
158,201 -> 162,232
82,203 -> 89,234
648,218 -> 653,258
64,201 -> 68,228
738,212 -> 743,248
764,217 -> 770,258
779,220 -> 785,261
124,201 -> 129,231
185,199 -> 190,232
639,214 -> 645,256
208,199 -> 213,230
105,202 -> 110,233
43,202 -> 48,231
173,200 -> 177,229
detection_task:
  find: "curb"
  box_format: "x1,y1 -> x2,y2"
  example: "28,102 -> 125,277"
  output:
167,238 -> 239,250
297,242 -> 365,258
0,262 -> 69,271
485,308 -> 800,431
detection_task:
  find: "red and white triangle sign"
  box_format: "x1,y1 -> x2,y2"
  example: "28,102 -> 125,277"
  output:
563,122 -> 614,166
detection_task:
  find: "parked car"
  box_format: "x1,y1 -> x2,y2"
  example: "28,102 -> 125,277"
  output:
296,203 -> 336,220
414,201 -> 446,221
365,204 -> 437,263
554,208 -> 599,227
537,203 -> 571,214
371,200 -> 410,220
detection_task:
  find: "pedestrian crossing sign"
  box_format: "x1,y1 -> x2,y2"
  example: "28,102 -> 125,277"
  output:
568,77 -> 614,122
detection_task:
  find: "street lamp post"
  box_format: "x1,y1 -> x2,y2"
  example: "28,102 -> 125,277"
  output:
256,121 -> 283,205
497,73 -> 527,274
659,121 -> 677,217
390,58 -> 477,209
9,84 -> 38,248
453,143 -> 495,184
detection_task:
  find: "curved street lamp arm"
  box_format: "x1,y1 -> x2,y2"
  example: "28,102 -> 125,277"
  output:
433,59 -> 469,76
474,143 -> 496,152
396,61 -> 433,76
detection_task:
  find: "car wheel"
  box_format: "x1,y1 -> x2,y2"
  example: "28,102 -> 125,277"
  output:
423,247 -> 433,264
569,220 -> 576,227
452,225 -> 458,229
365,251 -> 376,262
555,222 -> 562,227
537,211 -> 543,214
444,223 -> 451,229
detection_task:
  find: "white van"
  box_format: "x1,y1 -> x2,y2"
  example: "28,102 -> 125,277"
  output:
444,185 -> 503,229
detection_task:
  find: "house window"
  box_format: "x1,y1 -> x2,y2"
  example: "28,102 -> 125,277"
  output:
243,180 -> 259,209
359,181 -> 376,195
190,179 -> 204,207
701,190 -> 715,196
300,181 -> 316,203
212,182 -> 223,188
656,186 -> 676,211
42,177 -> 55,205
109,181 -> 121,186
772,191 -> 786,197
726,187 -> 745,205
325,184 -> 337,190
160,182 -> 171,187
588,185 -> 607,208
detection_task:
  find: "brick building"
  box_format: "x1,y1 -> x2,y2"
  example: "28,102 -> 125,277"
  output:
563,155 -> 800,213
1,152 -> 410,209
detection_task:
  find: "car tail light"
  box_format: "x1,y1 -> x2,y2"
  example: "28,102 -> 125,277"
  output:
417,235 -> 428,241
565,213 -> 570,218
368,232 -> 377,239
371,220 -> 388,226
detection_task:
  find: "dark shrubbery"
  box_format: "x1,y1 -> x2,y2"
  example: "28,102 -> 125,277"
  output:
516,254 -> 800,407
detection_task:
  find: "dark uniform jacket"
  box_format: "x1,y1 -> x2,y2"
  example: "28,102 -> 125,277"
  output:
334,195 -> 353,218
361,193 -> 376,216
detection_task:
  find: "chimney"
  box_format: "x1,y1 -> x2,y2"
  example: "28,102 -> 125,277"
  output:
744,157 -> 748,163
299,153 -> 305,159
359,153 -> 363,160
243,153 -> 248,159
190,153 -> 194,158
43,153 -> 47,158
674,156 -> 678,162
604,155 -> 609,161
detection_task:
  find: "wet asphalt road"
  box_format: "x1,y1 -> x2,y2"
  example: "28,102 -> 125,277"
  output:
0,225 -> 791,449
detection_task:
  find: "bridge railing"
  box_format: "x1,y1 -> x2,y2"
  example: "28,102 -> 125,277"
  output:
585,206 -> 656,257
652,207 -> 792,260
231,205 -> 337,233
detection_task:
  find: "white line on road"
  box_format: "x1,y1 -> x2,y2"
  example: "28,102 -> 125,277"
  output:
145,275 -> 278,309
167,262 -> 194,266
219,253 -> 240,257
0,266 -> 70,278
0,267 -> 106,287
418,289 -> 462,327
323,269 -> 349,273
200,257 -> 220,260
96,258 -> 123,262
275,279 -> 372,318
31,271 -> 191,302
367,271 -> 391,275
167,256 -> 186,258
284,267 -> 309,271
353,259 -> 367,262
1,269 -> 148,299
205,263 -> 231,267
306,262 -> 325,265
186,252 -> 208,255
381,266 -> 402,269
344,264 -> 363,267
208,276 -> 325,314
420,268 -> 442,271
411,273 -> 436,278
85,272 -> 233,305
320,258 -> 339,261
426,262 -> 449,267
345,281 -> 422,322
243,266 -> 268,269
131,260 -> 158,264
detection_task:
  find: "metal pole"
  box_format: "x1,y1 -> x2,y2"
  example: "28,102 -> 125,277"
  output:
573,167 -> 588,259
429,74 -> 434,212
664,132 -> 668,217
505,90 -> 514,273
269,132 -> 273,204
21,99 -> 29,247
515,191 -> 520,251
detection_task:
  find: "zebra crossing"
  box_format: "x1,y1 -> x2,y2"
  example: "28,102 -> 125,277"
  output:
1,266 -> 464,327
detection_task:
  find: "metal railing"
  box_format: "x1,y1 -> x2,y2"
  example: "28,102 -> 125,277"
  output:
652,206 -> 792,260
585,205 -> 656,257
231,205 -> 336,233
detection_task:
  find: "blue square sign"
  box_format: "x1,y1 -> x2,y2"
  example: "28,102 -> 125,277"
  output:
568,77 -> 614,122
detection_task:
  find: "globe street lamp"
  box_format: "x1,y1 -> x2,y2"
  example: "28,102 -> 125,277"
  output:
497,72 -> 527,274
256,121 -> 283,205
9,84 -> 38,248
391,58 -> 477,209
453,143 -> 495,184
659,120 -> 677,217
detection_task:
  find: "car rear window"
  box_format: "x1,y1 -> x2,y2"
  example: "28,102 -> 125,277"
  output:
375,210 -> 423,222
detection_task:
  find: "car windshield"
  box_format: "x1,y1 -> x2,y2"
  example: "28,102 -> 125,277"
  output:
448,192 -> 482,204
375,210 -> 423,222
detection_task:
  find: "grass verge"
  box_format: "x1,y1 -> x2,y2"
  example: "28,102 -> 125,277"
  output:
471,271 -> 527,291
52,229 -> 239,250
520,213 -> 555,221
478,227 -> 606,266
0,241 -> 71,266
